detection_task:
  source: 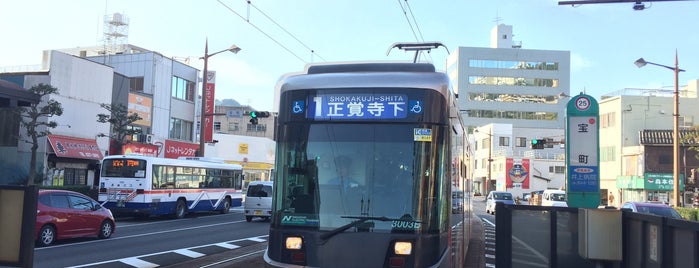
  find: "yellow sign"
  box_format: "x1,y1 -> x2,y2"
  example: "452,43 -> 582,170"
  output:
238,143 -> 249,154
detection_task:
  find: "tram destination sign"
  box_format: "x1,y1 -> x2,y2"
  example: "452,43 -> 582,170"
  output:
307,93 -> 423,120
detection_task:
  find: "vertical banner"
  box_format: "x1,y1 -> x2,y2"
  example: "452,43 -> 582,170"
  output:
506,158 -> 530,189
204,71 -> 216,143
566,94 -> 600,208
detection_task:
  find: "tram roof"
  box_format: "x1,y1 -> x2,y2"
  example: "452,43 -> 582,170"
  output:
305,61 -> 436,74
277,61 -> 451,98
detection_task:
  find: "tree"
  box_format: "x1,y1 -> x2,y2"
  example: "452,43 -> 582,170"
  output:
16,83 -> 63,185
681,127 -> 699,186
96,103 -> 142,155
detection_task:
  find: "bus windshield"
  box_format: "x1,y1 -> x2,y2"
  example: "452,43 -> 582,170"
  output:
275,123 -> 447,233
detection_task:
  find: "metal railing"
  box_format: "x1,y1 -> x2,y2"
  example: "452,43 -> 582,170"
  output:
494,202 -> 699,268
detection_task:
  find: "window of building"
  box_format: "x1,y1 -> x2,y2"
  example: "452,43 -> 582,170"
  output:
228,122 -> 240,132
464,109 -> 559,121
515,137 -> 527,147
130,77 -> 144,92
481,138 -> 490,150
499,136 -> 510,146
680,115 -> 694,129
469,60 -> 559,71
658,154 -> 672,165
600,146 -> 616,162
468,93 -> 564,104
247,123 -> 267,132
601,112 -> 616,128
169,118 -> 193,140
171,76 -> 196,101
468,76 -> 558,87
0,109 -> 18,146
214,122 -> 221,132
62,168 -> 87,185
549,166 -> 566,174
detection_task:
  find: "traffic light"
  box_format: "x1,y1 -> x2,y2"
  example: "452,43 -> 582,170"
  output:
531,139 -> 546,149
248,111 -> 271,125
249,111 -> 258,125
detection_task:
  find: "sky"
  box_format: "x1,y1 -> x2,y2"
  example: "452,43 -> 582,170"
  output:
1,0 -> 698,112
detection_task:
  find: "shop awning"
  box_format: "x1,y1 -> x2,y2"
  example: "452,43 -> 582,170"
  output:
48,135 -> 103,160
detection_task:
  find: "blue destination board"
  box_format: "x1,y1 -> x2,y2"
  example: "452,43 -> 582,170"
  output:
307,94 -> 412,120
569,166 -> 599,192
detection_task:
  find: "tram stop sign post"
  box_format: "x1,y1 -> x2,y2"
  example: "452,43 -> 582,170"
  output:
566,93 -> 601,208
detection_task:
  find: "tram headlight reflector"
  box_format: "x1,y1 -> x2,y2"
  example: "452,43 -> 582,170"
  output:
394,241 -> 412,255
286,236 -> 303,250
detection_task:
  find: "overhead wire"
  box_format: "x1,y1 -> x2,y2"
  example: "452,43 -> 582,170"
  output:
216,0 -> 307,63
396,0 -> 432,63
246,1 -> 327,62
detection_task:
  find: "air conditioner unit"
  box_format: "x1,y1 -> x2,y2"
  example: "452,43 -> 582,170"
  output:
146,134 -> 154,144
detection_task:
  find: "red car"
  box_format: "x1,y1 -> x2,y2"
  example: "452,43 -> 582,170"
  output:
36,189 -> 116,247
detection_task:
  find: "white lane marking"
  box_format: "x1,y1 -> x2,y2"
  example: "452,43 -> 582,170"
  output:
67,235 -> 268,268
119,257 -> 158,268
248,237 -> 267,242
215,243 -> 241,249
174,249 -> 205,258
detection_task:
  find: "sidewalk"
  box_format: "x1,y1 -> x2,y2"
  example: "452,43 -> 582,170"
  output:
464,196 -> 486,268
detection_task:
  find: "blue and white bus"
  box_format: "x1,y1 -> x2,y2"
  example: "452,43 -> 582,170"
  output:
98,155 -> 244,218
265,61 -> 471,268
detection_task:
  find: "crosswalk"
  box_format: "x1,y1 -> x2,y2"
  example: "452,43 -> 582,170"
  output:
67,235 -> 268,268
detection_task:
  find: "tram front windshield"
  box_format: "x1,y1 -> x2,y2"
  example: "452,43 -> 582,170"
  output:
276,123 -> 447,233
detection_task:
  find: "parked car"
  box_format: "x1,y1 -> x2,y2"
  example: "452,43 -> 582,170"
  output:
244,181 -> 274,222
541,189 -> 568,207
485,191 -> 516,215
36,189 -> 116,247
620,201 -> 683,219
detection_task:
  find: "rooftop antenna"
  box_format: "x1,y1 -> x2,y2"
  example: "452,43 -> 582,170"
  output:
386,42 -> 449,63
102,12 -> 129,55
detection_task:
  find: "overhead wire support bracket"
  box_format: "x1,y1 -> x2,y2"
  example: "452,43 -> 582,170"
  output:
386,42 -> 449,63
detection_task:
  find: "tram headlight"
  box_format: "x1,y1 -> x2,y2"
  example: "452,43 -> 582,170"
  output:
394,241 -> 412,255
285,236 -> 303,250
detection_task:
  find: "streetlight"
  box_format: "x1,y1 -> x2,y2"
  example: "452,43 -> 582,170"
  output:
634,53 -> 685,207
475,128 -> 494,194
198,39 -> 241,157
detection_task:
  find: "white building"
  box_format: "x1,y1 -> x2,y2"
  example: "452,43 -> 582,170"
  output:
599,81 -> 699,207
447,24 -> 570,195
447,24 -> 570,129
0,50 -> 113,186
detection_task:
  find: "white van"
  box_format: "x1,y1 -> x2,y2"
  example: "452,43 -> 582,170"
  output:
541,189 -> 567,207
244,181 -> 273,222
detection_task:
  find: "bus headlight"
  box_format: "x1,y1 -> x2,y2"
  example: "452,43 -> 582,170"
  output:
285,236 -> 303,250
394,241 -> 412,255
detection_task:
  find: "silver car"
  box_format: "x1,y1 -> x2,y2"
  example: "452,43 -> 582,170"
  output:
485,191 -> 515,215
